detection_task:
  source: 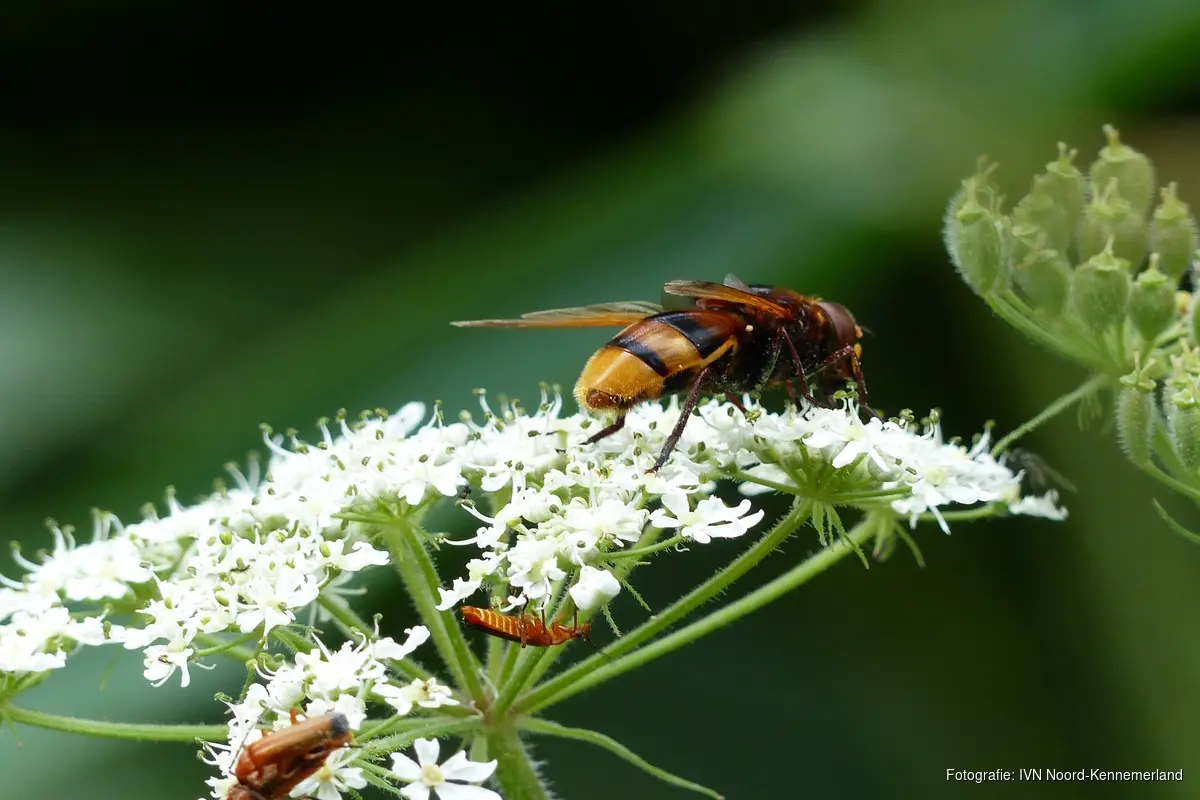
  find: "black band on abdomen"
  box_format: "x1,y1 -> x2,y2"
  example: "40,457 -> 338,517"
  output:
609,335 -> 670,376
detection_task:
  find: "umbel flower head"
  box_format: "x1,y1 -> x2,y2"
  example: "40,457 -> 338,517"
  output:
0,386 -> 1064,800
0,387 -> 1060,683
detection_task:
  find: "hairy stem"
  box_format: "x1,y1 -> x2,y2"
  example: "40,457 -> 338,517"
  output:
991,373 -> 1108,457
4,705 -> 226,742
378,514 -> 485,704
519,513 -> 877,714
486,722 -> 549,800
516,498 -> 813,714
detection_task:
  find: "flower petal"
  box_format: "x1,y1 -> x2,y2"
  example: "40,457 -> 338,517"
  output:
390,752 -> 422,782
413,737 -> 441,767
439,751 -> 498,783
401,783 -> 432,800
435,782 -> 503,800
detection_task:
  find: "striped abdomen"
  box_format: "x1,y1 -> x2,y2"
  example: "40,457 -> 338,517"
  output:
461,607 -> 534,643
461,607 -> 588,647
574,309 -> 741,412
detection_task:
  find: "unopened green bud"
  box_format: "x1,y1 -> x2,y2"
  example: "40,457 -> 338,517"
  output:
944,160 -> 1011,297
1090,124 -> 1156,217
1149,183 -> 1197,283
1013,174 -> 1071,254
1168,384 -> 1200,475
1072,242 -> 1130,331
1116,370 -> 1155,466
1042,143 -> 1086,235
1169,343 -> 1200,387
1077,178 -> 1148,266
1013,247 -> 1071,316
1129,254 -> 1176,342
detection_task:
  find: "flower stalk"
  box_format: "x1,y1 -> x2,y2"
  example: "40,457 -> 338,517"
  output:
0,355 -> 1063,796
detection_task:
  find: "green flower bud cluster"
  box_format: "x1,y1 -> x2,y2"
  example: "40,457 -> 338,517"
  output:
944,125 -> 1198,379
945,126 -> 1200,529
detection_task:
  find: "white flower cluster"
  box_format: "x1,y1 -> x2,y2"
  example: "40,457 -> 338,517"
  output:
0,388 -> 1065,681
437,394 -> 1066,613
736,409 -> 1068,531
201,625 -> 456,800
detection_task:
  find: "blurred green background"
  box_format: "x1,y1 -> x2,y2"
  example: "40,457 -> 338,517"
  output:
4,1 -> 1200,798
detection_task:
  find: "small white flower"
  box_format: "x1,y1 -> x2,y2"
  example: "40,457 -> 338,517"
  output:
376,677 -> 459,715
290,747 -> 366,800
436,578 -> 483,611
143,638 -> 195,687
297,636 -> 385,695
235,567 -> 320,634
373,626 -> 432,661
1009,490 -> 1068,520
505,538 -> 567,601
321,538 -> 391,572
568,565 -> 621,611
303,693 -> 369,731
650,491 -> 765,543
390,738 -> 500,800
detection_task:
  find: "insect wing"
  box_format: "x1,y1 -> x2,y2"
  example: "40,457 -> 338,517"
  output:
661,280 -> 790,316
722,273 -> 752,290
451,301 -> 663,329
240,714 -> 350,772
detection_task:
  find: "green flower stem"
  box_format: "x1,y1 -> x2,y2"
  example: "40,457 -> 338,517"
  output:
1152,499 -> 1200,546
487,635 -> 506,687
520,717 -> 723,799
521,522 -> 668,690
520,513 -> 877,715
470,731 -> 489,763
604,535 -> 686,561
497,634 -> 523,687
272,626 -> 316,654
1151,420 -> 1198,488
834,488 -> 913,503
491,643 -> 551,717
917,504 -> 1008,524
732,471 -> 806,495
3,705 -> 226,742
358,718 -> 480,758
486,722 -> 549,800
991,373 -> 1109,457
986,294 -> 1101,368
356,710 -> 472,743
377,515 -> 486,705
192,630 -> 262,662
359,763 -> 406,799
1137,460 -> 1200,505
318,595 -> 432,683
516,499 -> 813,715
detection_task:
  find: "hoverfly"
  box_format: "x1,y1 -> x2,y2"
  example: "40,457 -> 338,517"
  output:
453,274 -> 872,472
226,711 -> 352,800
461,605 -> 592,648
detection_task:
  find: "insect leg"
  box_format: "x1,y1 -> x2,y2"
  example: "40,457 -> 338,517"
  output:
518,609 -> 530,648
648,366 -> 710,474
811,345 -> 879,418
583,414 -> 626,446
777,330 -> 831,409
723,391 -> 749,415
